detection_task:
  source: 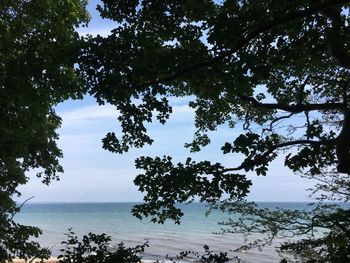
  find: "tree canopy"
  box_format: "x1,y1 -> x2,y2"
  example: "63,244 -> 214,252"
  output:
0,0 -> 88,259
79,1 -> 350,261
79,0 -> 350,220
1,0 -> 350,262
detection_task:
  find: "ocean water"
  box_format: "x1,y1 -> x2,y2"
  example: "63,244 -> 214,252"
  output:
14,202 -> 310,262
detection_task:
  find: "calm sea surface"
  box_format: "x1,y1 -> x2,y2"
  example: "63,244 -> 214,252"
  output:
15,202 -> 311,262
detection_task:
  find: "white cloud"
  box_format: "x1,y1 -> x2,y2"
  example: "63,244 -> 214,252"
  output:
58,104 -> 119,126
167,96 -> 194,106
172,104 -> 193,114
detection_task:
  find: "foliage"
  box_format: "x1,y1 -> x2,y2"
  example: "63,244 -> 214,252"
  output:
58,229 -> 146,263
132,156 -> 251,223
214,169 -> 350,262
0,0 -> 89,260
80,0 -> 350,220
2,0 -> 350,262
58,231 -> 234,263
216,201 -> 350,262
79,0 -> 350,261
166,245 -> 233,263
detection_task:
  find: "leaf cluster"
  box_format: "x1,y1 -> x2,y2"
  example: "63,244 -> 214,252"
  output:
166,245 -> 233,263
0,0 -> 88,259
58,229 -> 146,263
132,156 -> 251,223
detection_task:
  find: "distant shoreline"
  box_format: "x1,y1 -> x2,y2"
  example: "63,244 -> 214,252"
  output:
17,200 -> 318,204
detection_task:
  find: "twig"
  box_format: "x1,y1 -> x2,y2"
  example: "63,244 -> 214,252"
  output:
10,195 -> 35,220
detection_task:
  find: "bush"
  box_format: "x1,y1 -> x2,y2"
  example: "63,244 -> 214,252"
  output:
58,229 -> 147,263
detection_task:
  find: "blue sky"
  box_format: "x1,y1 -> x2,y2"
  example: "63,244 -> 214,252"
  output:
18,1 -> 315,203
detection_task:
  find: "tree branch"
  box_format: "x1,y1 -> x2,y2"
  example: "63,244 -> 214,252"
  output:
238,94 -> 345,112
135,0 -> 349,90
262,113 -> 294,134
321,6 -> 350,69
223,139 -> 337,172
10,195 -> 35,220
336,109 -> 350,173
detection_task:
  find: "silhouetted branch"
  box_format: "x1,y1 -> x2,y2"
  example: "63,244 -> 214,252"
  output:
223,139 -> 337,172
262,113 -> 295,134
10,195 -> 35,220
134,0 -> 348,90
237,94 -> 345,112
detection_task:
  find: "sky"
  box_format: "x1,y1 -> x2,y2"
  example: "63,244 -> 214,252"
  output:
18,1 -> 316,203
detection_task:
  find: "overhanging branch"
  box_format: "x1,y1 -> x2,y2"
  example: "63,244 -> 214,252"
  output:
223,138 -> 337,173
238,94 -> 345,112
135,0 -> 349,90
262,113 -> 295,134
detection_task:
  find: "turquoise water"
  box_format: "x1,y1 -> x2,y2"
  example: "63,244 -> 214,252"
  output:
15,202 -> 310,262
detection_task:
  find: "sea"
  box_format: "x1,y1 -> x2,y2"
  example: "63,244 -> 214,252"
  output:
14,202 -> 313,263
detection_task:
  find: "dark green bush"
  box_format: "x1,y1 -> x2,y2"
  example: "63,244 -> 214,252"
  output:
58,229 -> 147,263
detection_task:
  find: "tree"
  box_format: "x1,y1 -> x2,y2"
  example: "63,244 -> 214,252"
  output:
215,172 -> 350,262
77,0 -> 350,261
2,0 -> 350,261
57,229 -> 147,263
0,0 -> 89,260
